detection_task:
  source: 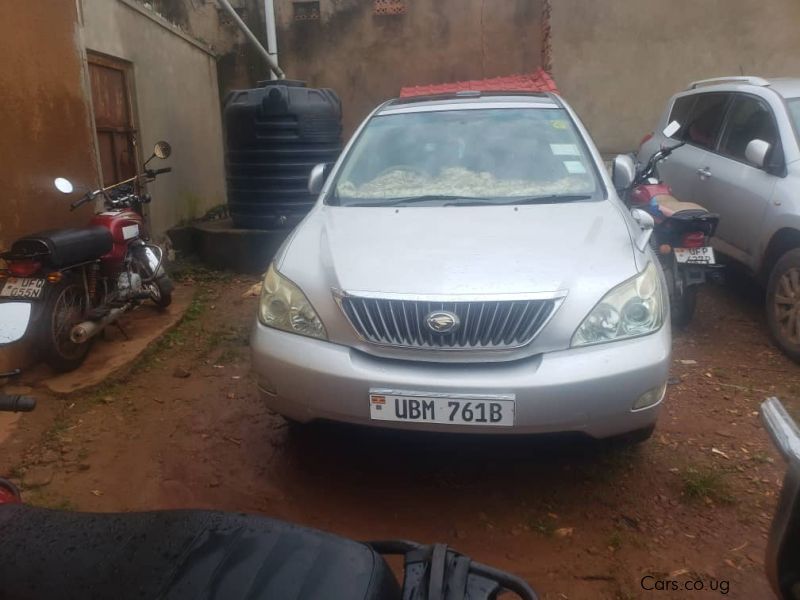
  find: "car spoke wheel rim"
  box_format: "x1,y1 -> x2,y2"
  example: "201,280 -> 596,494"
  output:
52,286 -> 86,359
775,268 -> 800,344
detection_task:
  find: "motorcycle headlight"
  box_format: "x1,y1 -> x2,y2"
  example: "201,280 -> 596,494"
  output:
258,264 -> 327,340
572,262 -> 664,347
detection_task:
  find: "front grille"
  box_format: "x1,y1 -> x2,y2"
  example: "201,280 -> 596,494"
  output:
339,297 -> 557,350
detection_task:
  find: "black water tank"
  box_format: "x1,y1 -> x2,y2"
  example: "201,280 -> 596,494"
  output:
224,80 -> 342,229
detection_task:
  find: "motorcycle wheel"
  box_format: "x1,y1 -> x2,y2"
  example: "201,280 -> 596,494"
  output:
132,255 -> 173,309
664,266 -> 697,328
766,248 -> 800,362
41,279 -> 91,373
671,283 -> 697,328
146,275 -> 173,309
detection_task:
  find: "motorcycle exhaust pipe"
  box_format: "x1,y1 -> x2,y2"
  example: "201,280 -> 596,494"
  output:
70,306 -> 130,344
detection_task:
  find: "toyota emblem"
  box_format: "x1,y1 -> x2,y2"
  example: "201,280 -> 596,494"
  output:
425,311 -> 460,334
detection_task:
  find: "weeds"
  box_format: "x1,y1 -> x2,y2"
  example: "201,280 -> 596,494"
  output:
530,515 -> 557,537
681,466 -> 734,505
608,529 -> 623,551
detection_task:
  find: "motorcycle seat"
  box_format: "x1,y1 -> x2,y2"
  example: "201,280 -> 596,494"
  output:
653,194 -> 708,218
0,505 -> 399,600
7,227 -> 113,268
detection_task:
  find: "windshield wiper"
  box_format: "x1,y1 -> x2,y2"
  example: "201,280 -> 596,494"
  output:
442,194 -> 594,207
347,195 -> 486,207
495,194 -> 593,206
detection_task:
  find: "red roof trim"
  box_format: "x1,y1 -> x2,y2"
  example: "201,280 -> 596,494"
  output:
399,68 -> 559,98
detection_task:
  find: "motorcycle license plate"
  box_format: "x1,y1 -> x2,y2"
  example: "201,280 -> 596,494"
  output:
0,278 -> 45,299
674,247 -> 715,265
369,390 -> 515,427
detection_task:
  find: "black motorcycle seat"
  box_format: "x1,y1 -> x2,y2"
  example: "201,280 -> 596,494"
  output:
7,227 -> 113,268
0,506 -> 399,600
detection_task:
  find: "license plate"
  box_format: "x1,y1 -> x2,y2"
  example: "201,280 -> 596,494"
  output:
0,278 -> 45,299
674,247 -> 715,265
369,391 -> 515,427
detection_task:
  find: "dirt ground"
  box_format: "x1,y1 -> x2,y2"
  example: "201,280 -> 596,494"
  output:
1,267 -> 796,599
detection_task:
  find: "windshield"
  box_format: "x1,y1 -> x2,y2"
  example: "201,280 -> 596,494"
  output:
788,99 -> 800,141
331,107 -> 600,206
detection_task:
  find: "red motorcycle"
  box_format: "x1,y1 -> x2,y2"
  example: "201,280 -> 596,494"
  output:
619,121 -> 723,326
0,141 -> 174,372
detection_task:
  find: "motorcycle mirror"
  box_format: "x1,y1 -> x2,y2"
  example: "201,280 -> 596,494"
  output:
662,120 -> 681,139
53,178 -> 74,194
153,141 -> 172,160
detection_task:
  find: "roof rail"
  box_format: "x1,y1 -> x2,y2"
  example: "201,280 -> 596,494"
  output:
688,76 -> 770,90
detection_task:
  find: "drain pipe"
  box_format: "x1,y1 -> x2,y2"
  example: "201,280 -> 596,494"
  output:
216,0 -> 285,79
264,0 -> 279,78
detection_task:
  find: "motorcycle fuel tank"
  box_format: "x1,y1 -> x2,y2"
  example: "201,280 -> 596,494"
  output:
89,210 -> 143,273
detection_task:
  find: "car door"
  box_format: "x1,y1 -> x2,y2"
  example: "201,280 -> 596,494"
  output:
693,94 -> 780,266
658,93 -> 731,204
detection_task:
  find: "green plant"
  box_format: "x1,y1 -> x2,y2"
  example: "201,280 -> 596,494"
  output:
681,467 -> 734,504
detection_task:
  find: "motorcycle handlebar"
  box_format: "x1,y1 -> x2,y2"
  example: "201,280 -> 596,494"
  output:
145,167 -> 172,178
69,193 -> 92,211
0,395 -> 36,412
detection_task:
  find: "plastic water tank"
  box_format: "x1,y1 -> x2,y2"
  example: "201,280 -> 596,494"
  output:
224,80 -> 342,229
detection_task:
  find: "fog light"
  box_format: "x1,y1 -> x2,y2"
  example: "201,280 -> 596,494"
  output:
632,382 -> 666,410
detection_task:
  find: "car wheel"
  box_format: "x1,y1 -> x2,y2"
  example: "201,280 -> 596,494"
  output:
766,248 -> 800,362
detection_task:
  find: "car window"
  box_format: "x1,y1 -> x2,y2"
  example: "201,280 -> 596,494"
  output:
667,96 -> 696,139
719,95 -> 779,162
681,92 -> 731,150
331,107 -> 599,205
788,99 -> 800,142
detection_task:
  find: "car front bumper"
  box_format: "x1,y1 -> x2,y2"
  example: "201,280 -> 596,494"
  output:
250,323 -> 671,438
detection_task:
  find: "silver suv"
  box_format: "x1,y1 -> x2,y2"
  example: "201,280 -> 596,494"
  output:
251,92 -> 670,440
640,76 -> 800,359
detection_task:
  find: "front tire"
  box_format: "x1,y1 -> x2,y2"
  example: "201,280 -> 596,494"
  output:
147,275 -> 173,309
41,279 -> 91,373
766,248 -> 800,362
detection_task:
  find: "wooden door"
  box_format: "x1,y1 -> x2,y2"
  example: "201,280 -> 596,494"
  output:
87,53 -> 138,187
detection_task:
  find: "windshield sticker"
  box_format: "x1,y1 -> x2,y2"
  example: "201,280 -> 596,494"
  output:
550,144 -> 580,156
563,161 -> 587,174
549,120 -> 568,130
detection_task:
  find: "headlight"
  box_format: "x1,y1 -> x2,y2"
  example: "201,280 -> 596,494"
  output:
258,263 -> 327,340
572,262 -> 664,347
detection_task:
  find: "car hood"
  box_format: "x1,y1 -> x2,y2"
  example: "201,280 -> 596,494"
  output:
281,202 -> 637,297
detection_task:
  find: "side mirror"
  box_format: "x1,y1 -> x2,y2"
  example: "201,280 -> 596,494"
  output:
153,141 -> 172,160
745,139 -> 771,169
663,120 -> 681,138
631,208 -> 655,251
53,178 -> 74,194
612,155 -> 636,191
308,163 -> 328,196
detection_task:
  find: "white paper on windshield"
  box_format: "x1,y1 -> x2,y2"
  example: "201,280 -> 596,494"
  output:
563,161 -> 587,174
550,144 -> 581,156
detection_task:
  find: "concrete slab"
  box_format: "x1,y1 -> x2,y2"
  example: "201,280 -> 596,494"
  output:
169,219 -> 291,274
40,285 -> 194,395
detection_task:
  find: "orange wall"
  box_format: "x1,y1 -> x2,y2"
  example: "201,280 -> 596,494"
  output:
0,1 -> 99,253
